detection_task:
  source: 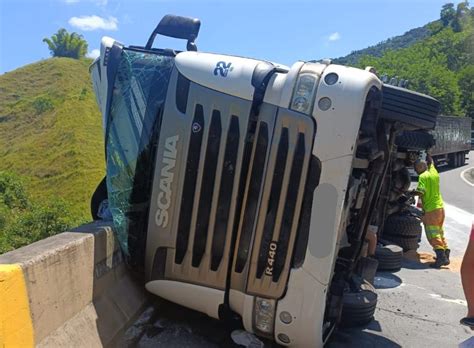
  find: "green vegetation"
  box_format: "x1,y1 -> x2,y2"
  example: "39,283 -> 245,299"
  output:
43,28 -> 88,59
0,172 -> 75,253
32,96 -> 54,114
342,2 -> 473,117
333,26 -> 432,66
0,57 -> 105,248
1,3 -> 472,253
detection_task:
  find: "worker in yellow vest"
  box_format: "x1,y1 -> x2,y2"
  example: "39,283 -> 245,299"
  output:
413,155 -> 449,268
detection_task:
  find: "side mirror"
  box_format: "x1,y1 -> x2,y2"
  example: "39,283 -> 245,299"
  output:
145,15 -> 201,51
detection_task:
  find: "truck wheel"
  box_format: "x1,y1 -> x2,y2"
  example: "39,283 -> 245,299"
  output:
450,152 -> 466,168
380,84 -> 440,130
340,280 -> 378,327
395,131 -> 435,150
383,213 -> 422,238
459,152 -> 466,166
448,153 -> 459,167
384,235 -> 420,251
91,176 -> 108,220
375,244 -> 403,271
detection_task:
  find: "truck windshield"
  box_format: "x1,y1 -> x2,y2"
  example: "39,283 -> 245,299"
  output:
105,49 -> 174,262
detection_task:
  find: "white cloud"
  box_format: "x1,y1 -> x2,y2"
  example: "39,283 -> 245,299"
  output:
93,0 -> 108,6
63,0 -> 108,5
328,32 -> 341,42
68,15 -> 118,31
87,49 -> 100,59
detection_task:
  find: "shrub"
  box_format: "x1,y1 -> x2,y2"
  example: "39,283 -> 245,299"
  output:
79,87 -> 88,101
32,96 -> 54,114
0,171 -> 75,254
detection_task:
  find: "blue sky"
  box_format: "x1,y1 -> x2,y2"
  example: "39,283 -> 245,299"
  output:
0,0 -> 457,74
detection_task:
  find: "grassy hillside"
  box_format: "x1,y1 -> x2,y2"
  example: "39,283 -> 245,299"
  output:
0,57 -> 105,223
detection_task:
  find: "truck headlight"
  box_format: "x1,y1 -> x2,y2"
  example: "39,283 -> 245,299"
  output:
253,297 -> 276,335
290,74 -> 317,115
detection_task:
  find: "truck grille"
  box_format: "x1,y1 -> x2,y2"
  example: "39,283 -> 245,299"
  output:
163,80 -> 315,299
231,109 -> 314,298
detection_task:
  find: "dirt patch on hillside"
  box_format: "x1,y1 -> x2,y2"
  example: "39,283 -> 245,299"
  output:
404,250 -> 462,272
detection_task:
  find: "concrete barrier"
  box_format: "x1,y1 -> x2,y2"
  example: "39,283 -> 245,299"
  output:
0,221 -> 148,347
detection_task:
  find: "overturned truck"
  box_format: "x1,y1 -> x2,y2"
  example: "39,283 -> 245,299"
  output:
90,15 -> 439,347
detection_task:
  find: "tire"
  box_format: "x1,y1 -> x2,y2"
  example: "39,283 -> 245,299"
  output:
449,153 -> 457,167
340,281 -> 378,327
384,235 -> 420,251
459,152 -> 466,166
383,213 -> 422,238
375,244 -> 403,271
91,176 -> 108,220
380,84 -> 440,130
395,131 -> 435,150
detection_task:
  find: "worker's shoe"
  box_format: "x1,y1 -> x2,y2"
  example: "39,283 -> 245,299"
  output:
430,249 -> 449,268
445,248 -> 451,265
460,317 -> 474,329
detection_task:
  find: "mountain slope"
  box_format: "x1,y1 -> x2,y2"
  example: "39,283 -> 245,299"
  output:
333,3 -> 473,118
333,24 -> 434,66
357,11 -> 473,117
0,57 -> 104,222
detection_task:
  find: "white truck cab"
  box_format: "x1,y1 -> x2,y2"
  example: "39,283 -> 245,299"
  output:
90,15 -> 439,347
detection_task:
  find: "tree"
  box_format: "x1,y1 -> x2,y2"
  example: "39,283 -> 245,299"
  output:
441,3 -> 456,26
452,1 -> 472,31
457,1 -> 470,17
458,65 -> 474,118
43,28 -> 88,59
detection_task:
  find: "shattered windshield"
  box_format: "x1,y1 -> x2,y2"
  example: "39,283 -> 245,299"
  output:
105,48 -> 174,262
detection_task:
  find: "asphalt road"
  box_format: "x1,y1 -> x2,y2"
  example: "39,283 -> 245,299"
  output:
329,151 -> 474,347
122,152 -> 474,348
438,155 -> 473,213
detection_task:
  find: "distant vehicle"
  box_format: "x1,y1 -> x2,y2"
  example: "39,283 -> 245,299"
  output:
396,115 -> 471,168
471,128 -> 474,150
430,116 -> 471,167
